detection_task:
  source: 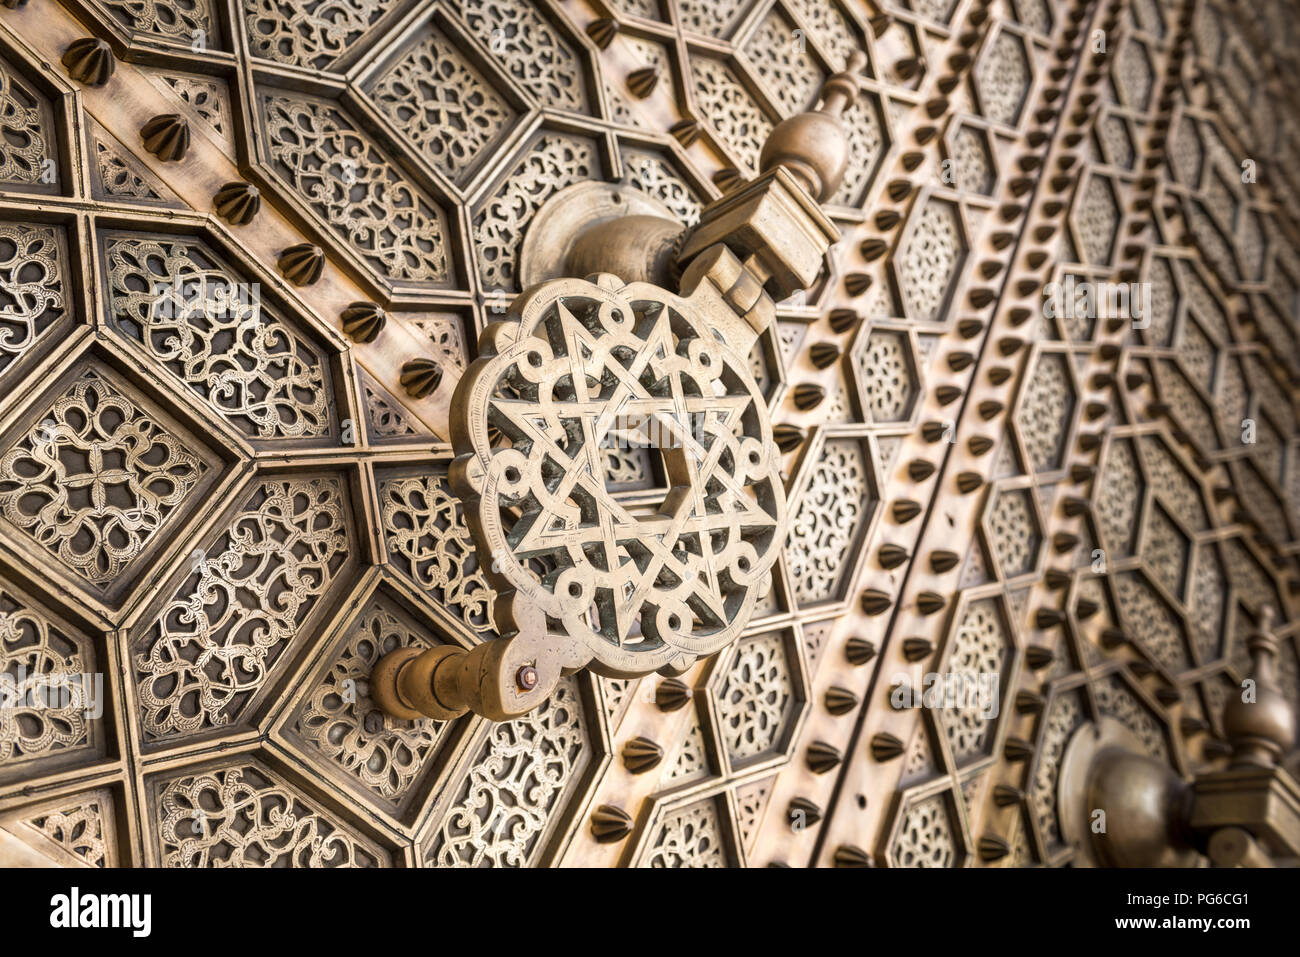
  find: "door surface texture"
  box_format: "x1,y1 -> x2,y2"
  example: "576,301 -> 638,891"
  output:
0,0 -> 1297,870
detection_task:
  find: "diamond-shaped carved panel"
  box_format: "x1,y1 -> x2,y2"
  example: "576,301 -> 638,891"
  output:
895,195 -> 968,323
0,362 -> 225,606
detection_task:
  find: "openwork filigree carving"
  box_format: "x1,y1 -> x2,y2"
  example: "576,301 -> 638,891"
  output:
422,677 -> 588,867
367,23 -> 517,185
155,761 -> 385,867
742,10 -> 824,116
452,277 -> 785,676
104,235 -> 332,441
641,797 -> 730,867
377,471 -> 496,633
0,588 -> 95,769
0,368 -> 208,588
103,0 -> 214,45
690,56 -> 773,173
0,223 -> 66,377
898,197 -> 966,322
714,631 -> 794,765
243,0 -> 400,70
786,438 -> 873,606
292,598 -> 451,805
1017,352 -> 1075,471
860,329 -> 916,423
134,476 -> 350,741
940,599 -> 1008,764
0,53 -> 53,187
459,0 -> 587,111
891,792 -> 957,867
988,488 -> 1039,577
473,134 -> 597,293
261,92 -> 451,285
977,30 -> 1032,127
28,797 -> 110,867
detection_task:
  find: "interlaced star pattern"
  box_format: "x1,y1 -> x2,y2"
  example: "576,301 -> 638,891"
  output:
452,277 -> 785,676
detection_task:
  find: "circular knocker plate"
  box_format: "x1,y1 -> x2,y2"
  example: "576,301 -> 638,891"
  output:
450,274 -> 786,678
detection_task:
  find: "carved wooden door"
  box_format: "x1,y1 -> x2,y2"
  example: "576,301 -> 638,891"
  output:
0,0 -> 1298,869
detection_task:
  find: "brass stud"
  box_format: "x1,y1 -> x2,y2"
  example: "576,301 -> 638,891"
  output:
590,805 -> 633,843
1034,608 -> 1064,629
916,592 -> 944,615
1025,645 -> 1056,668
1004,737 -> 1034,761
141,114 -> 189,161
860,238 -> 888,260
887,179 -> 913,201
773,423 -> 806,454
277,243 -> 324,286
400,358 -> 442,398
825,686 -> 859,715
788,797 -> 823,828
861,589 -> 893,615
846,637 -> 877,665
792,383 -> 826,410
908,459 -> 936,481
978,835 -> 1010,862
930,550 -> 959,573
902,636 -> 933,661
669,119 -> 700,147
213,181 -> 260,226
892,500 -> 922,525
879,543 -> 909,569
1180,716 -> 1208,737
713,167 -> 744,192
627,66 -> 659,98
827,308 -> 860,333
810,342 -> 841,369
61,37 -> 115,86
833,845 -> 873,867
341,301 -> 386,344
993,784 -> 1024,806
806,741 -> 843,774
920,421 -> 948,442
895,57 -> 924,80
622,736 -> 664,774
1100,628 -> 1127,649
870,732 -> 904,761
1015,690 -> 1045,714
1062,496 -> 1089,517
586,17 -> 618,48
845,273 -> 873,295
655,678 -> 692,712
1155,686 -> 1182,706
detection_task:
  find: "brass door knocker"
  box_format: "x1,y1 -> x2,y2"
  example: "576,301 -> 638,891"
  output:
373,55 -> 864,722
